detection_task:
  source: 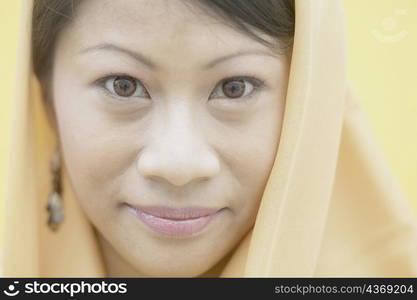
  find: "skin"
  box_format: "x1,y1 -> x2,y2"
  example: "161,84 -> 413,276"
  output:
50,0 -> 290,277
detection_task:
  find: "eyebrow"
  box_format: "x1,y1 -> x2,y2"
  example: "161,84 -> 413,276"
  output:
78,43 -> 280,70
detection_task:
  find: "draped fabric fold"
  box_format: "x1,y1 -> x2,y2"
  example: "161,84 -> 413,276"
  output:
2,0 -> 417,277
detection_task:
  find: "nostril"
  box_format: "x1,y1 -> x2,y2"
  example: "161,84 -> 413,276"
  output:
136,152 -> 156,176
137,154 -> 220,187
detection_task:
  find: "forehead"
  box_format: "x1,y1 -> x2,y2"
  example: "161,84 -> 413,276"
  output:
62,0 -> 276,59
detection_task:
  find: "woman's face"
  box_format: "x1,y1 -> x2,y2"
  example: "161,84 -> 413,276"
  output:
52,0 -> 290,277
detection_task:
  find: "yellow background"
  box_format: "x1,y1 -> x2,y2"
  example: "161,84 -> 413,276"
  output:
1,0 -> 417,225
344,0 -> 417,212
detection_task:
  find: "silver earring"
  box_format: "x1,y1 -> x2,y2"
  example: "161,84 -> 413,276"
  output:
46,149 -> 64,231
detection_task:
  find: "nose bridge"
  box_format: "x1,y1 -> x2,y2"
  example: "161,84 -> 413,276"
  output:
165,103 -> 201,149
137,102 -> 220,186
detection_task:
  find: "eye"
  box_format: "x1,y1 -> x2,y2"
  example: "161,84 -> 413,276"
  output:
209,77 -> 264,100
102,75 -> 150,99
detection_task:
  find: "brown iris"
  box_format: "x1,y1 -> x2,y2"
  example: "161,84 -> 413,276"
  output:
113,76 -> 137,97
222,79 -> 245,98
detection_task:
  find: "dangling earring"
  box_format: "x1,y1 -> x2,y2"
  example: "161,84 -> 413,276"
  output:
46,148 -> 64,231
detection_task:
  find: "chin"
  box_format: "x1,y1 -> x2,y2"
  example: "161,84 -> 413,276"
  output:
139,266 -> 209,278
131,257 -> 215,278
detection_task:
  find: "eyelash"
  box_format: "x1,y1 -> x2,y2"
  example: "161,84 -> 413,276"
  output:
211,76 -> 265,104
94,73 -> 266,104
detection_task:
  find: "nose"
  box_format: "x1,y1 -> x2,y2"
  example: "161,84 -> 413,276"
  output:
137,104 -> 220,187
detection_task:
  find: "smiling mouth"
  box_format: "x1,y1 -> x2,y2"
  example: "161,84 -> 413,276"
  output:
124,203 -> 222,237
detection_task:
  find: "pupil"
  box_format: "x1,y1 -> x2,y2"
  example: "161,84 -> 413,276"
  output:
223,80 -> 245,98
114,77 -> 135,96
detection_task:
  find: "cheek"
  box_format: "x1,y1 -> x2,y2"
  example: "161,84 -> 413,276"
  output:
53,80 -> 142,215
217,105 -> 284,220
230,109 -> 283,187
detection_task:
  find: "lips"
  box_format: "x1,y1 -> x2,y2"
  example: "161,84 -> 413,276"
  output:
125,204 -> 221,237
128,205 -> 219,220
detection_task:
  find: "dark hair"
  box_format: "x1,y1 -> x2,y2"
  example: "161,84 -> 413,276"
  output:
32,0 -> 295,83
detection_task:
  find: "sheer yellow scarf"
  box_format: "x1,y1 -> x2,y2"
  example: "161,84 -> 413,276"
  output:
2,0 -> 417,277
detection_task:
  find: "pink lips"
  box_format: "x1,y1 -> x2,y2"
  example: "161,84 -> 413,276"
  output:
126,204 -> 220,237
